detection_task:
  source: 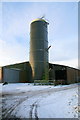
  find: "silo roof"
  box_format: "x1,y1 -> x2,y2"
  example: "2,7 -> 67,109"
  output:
31,18 -> 47,23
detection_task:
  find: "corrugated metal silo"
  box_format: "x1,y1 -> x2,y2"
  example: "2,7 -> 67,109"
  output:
29,18 -> 49,81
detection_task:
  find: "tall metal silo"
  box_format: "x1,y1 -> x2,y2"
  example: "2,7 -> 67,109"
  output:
29,18 -> 49,81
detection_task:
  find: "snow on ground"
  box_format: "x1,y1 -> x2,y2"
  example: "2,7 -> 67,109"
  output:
1,83 -> 79,119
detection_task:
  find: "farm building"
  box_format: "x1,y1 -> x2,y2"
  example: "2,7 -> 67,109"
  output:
0,62 -> 80,85
0,18 -> 80,85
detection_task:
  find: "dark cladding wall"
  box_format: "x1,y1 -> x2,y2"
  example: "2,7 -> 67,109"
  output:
67,67 -> 75,84
78,70 -> 80,82
49,64 -> 55,81
67,67 -> 80,84
49,63 -> 67,84
75,69 -> 78,83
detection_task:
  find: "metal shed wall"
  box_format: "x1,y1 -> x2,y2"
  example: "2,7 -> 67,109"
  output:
0,67 -> 2,83
75,69 -> 78,83
78,70 -> 80,82
49,64 -> 80,84
3,68 -> 20,83
3,62 -> 33,83
19,70 -> 33,83
67,67 -> 76,84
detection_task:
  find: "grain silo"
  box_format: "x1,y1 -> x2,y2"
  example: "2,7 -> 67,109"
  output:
29,18 -> 49,81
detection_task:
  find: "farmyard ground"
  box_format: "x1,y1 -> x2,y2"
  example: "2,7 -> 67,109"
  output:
0,83 -> 79,119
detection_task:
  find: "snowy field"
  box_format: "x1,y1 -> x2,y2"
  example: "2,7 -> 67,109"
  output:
0,83 -> 79,119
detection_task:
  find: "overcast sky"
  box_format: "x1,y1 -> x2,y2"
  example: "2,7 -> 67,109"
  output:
0,2 -> 78,68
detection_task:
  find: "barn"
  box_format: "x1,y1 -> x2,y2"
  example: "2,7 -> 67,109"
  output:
0,62 -> 80,85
